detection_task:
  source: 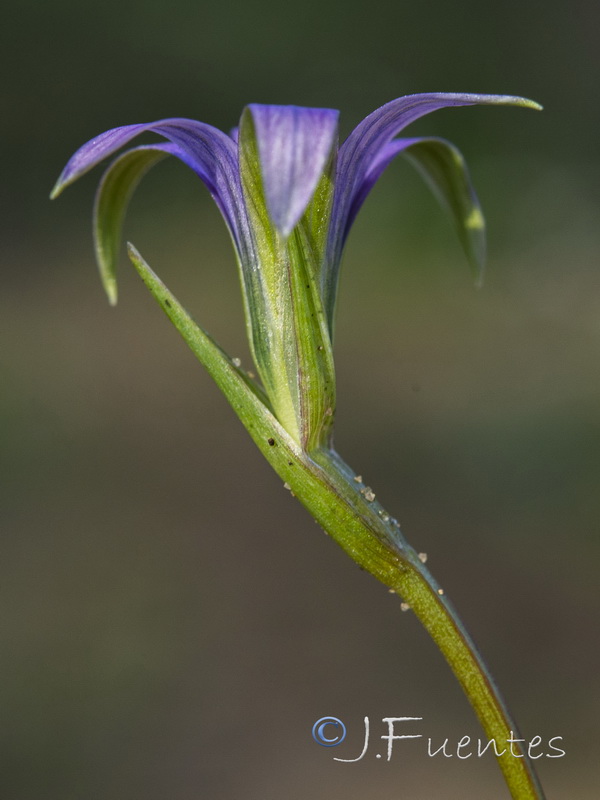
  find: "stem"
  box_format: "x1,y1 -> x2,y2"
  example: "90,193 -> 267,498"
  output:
304,448 -> 546,800
129,247 -> 546,799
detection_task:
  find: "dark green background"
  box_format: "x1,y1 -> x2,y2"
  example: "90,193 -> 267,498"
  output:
2,1 -> 598,797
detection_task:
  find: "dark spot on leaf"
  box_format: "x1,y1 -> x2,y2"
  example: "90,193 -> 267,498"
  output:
288,461 -> 293,466
164,299 -> 171,308
268,438 -> 275,446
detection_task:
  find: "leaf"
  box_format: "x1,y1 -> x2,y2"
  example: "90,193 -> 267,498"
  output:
127,242 -> 277,419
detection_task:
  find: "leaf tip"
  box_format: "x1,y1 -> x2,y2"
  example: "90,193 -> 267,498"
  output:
519,99 -> 543,112
49,176 -> 65,200
104,280 -> 118,306
126,242 -> 155,283
126,241 -> 142,265
507,96 -> 543,112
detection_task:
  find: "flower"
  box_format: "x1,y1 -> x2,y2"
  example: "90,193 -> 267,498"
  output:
51,95 -> 547,799
52,92 -> 540,452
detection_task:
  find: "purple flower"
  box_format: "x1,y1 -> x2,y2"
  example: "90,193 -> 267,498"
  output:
50,95 -> 549,800
52,92 -> 540,449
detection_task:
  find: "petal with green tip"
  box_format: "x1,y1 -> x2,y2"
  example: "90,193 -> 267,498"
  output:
347,136 -> 486,281
322,92 -> 541,322
51,119 -> 248,256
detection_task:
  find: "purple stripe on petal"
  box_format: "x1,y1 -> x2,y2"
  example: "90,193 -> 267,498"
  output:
247,104 -> 339,237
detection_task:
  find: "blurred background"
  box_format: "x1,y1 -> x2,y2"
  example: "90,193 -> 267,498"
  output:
2,0 -> 598,797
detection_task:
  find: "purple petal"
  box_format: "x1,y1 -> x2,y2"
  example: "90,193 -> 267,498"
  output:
51,118 -> 247,248
329,92 -> 540,260
246,104 -> 339,236
343,137 -> 422,240
346,136 -> 487,280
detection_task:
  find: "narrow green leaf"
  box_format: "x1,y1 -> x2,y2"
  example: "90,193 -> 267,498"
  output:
94,147 -> 170,304
402,138 -> 486,284
127,243 -> 273,413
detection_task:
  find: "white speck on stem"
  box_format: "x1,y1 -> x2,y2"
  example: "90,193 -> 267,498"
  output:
400,602 -> 411,612
418,552 -> 428,563
232,357 -> 241,367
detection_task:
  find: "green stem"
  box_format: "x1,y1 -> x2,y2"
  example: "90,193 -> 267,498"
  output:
301,448 -> 546,800
129,245 -> 546,800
